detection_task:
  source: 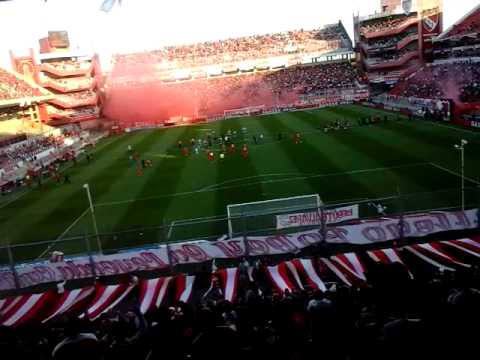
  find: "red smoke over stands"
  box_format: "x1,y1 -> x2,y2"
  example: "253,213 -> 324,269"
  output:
391,61 -> 480,103
102,24 -> 361,126
102,62 -> 361,125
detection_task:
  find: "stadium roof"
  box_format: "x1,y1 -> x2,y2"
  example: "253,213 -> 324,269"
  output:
436,3 -> 480,40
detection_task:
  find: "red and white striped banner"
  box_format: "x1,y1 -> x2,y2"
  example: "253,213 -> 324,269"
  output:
319,258 -> 352,286
175,275 -> 196,303
367,248 -> 404,264
266,263 -> 296,293
0,292 -> 53,326
83,283 -> 135,320
217,268 -> 239,302
441,238 -> 480,259
293,258 -> 327,292
403,242 -> 470,271
416,243 -> 469,267
0,296 -> 22,316
285,261 -> 304,290
139,277 -> 172,314
44,287 -> 95,323
331,253 -> 366,281
0,237 -> 479,327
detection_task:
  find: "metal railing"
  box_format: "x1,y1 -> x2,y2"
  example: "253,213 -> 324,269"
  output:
1,187 -> 479,263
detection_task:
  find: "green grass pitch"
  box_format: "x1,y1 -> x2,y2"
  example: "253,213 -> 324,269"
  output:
1,104 -> 479,261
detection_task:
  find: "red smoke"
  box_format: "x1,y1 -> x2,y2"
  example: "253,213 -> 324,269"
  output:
102,62 -> 299,125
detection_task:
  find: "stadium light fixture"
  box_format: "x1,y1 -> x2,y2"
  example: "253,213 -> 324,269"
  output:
454,140 -> 468,211
83,183 -> 102,253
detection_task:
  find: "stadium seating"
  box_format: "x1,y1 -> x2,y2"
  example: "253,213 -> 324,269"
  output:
360,15 -> 417,36
106,61 -> 361,120
114,24 -> 351,69
391,61 -> 480,103
0,68 -> 39,101
0,135 -> 63,164
55,90 -> 98,106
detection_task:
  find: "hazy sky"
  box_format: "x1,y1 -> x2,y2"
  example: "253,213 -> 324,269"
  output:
0,0 -> 478,66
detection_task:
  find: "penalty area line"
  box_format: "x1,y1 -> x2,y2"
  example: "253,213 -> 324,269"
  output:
429,163 -> 480,186
95,162 -> 429,208
36,207 -> 90,260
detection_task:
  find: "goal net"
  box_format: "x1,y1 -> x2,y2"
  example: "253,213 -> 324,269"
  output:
227,194 -> 322,237
224,105 -> 266,119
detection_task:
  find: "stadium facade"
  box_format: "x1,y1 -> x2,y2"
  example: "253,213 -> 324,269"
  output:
354,0 -> 443,90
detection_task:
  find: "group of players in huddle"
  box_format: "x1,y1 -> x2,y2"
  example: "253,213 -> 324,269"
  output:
128,127 -> 303,176
175,128 -> 302,161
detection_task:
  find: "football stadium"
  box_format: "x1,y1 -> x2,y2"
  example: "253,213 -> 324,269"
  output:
0,0 -> 480,358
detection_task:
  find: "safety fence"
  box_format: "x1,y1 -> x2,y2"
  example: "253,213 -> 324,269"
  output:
1,187 -> 479,292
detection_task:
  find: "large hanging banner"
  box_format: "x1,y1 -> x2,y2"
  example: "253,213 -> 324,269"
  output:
1,209 -> 478,290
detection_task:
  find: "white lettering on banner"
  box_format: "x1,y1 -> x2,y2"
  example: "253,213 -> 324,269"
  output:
276,205 -> 359,229
0,210 -> 478,290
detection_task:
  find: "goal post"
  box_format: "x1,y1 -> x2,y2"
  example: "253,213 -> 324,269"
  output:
224,105 -> 266,119
226,194 -> 322,237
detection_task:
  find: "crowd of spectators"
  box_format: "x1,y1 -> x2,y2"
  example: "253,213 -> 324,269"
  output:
365,29 -> 417,50
0,261 -> 479,360
115,24 -> 350,69
263,62 -> 358,95
460,78 -> 480,103
42,76 -> 94,91
0,135 -> 63,165
0,68 -> 39,101
394,61 -> 480,103
44,61 -> 91,72
434,45 -> 480,60
366,44 -> 418,65
105,61 -> 361,120
56,90 -> 97,106
360,15 -> 415,36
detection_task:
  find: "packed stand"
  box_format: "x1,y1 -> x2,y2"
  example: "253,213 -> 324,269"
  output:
42,76 -> 94,91
0,135 -> 64,164
0,260 -> 479,360
263,62 -> 358,95
434,45 -> 480,61
56,90 -> 97,106
360,15 -> 416,36
365,29 -> 417,50
115,24 -> 350,69
0,68 -> 39,101
393,61 -> 480,102
44,61 -> 91,72
365,44 -> 418,65
105,61 -> 361,121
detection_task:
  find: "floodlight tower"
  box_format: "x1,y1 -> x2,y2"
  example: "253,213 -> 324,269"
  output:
454,139 -> 468,211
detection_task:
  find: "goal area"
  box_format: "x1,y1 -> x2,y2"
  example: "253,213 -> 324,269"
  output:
227,194 -> 322,237
224,105 -> 266,119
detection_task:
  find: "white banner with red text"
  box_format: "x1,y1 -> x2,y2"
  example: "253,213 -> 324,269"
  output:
275,204 -> 359,229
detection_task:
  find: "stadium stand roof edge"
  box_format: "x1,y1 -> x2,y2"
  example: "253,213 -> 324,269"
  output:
436,3 -> 480,41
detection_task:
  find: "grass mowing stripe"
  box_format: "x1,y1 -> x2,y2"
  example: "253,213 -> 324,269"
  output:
109,127 -> 190,247
323,107 -> 454,193
3,132 -> 153,248
267,111 -> 377,201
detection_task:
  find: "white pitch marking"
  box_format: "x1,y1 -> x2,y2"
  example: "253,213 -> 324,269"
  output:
429,162 -> 480,185
95,163 -> 429,208
36,207 -> 90,260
